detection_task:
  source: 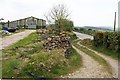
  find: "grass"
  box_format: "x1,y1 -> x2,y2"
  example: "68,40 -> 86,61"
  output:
80,39 -> 120,60
0,61 -> 2,78
0,25 -> 2,30
72,40 -> 112,74
3,32 -> 39,50
20,48 -> 82,78
2,32 -> 82,78
2,57 -> 20,78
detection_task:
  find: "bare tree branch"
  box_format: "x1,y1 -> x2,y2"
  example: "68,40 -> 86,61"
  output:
45,4 -> 70,24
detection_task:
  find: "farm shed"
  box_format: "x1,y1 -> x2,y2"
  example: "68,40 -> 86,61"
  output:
3,16 -> 46,29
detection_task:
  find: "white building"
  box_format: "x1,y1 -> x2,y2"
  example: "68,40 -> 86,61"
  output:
118,1 -> 120,31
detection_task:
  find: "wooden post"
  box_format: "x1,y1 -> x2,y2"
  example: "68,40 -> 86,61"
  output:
114,12 -> 116,32
8,20 -> 10,28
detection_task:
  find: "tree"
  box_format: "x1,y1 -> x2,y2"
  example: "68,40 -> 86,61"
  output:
45,4 -> 73,32
45,4 -> 69,24
55,19 -> 73,32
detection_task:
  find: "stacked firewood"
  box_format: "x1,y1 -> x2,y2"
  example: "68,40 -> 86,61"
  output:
43,35 -> 72,57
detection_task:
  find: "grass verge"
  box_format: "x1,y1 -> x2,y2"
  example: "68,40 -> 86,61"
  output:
72,40 -> 112,74
80,39 -> 120,60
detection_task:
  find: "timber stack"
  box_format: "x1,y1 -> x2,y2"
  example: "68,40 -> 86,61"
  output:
43,35 -> 72,58
37,29 -> 72,58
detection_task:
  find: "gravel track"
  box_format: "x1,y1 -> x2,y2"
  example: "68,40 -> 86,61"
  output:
69,32 -> 118,78
77,42 -> 118,78
66,46 -> 111,78
0,30 -> 35,50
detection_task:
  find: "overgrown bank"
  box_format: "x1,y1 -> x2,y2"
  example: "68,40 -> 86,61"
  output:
2,32 -> 82,78
74,31 -> 120,60
80,39 -> 120,60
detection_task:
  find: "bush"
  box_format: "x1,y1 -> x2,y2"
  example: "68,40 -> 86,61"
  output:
93,32 -> 120,52
93,32 -> 104,46
69,33 -> 77,41
55,19 -> 74,32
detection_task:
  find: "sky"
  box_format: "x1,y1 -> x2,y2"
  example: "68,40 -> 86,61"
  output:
0,0 -> 119,28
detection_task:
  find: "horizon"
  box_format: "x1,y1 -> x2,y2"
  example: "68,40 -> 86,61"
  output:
74,25 -> 114,29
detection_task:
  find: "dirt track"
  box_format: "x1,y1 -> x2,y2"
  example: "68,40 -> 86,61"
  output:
77,42 -> 118,78
67,32 -> 118,78
66,46 -> 111,78
0,30 -> 35,50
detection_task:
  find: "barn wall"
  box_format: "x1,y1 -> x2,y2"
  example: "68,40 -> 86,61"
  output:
3,16 -> 46,29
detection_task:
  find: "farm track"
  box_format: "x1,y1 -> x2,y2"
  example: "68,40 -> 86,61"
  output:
65,45 -> 112,78
67,32 -> 118,78
0,30 -> 36,50
77,41 -> 118,78
0,31 -> 118,78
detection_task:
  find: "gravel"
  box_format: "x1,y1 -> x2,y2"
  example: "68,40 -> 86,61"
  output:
65,46 -> 112,78
78,42 -> 118,78
0,30 -> 35,50
69,32 -> 118,78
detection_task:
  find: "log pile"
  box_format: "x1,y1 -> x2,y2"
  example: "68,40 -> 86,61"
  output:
43,35 -> 72,58
36,29 -> 49,34
36,29 -> 72,58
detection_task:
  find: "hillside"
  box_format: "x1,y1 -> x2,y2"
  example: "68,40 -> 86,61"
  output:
75,26 -> 112,31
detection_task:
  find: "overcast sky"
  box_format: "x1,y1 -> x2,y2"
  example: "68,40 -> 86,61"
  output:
0,0 -> 119,28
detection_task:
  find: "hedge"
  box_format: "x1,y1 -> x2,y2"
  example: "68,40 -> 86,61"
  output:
93,32 -> 120,52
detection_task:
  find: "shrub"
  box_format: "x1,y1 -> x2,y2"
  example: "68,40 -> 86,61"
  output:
93,32 -> 104,46
93,32 -> 120,52
55,19 -> 74,32
69,33 -> 77,41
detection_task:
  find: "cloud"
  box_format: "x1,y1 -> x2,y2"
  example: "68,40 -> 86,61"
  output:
0,0 -> 119,27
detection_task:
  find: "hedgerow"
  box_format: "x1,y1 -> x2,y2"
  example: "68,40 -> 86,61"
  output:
93,32 -> 120,52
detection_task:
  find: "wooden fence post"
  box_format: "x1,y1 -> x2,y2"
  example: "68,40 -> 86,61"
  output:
114,12 -> 116,32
